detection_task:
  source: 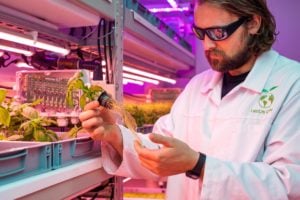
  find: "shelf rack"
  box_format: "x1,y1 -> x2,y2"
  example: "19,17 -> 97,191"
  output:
0,158 -> 112,200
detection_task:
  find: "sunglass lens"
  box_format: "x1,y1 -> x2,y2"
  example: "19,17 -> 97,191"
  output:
193,26 -> 205,40
207,28 -> 228,41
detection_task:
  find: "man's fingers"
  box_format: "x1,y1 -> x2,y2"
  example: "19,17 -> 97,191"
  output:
134,140 -> 161,160
149,133 -> 173,147
134,139 -> 144,152
83,100 -> 100,111
79,108 -> 99,121
81,116 -> 103,129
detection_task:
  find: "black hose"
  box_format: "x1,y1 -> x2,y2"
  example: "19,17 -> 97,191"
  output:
102,18 -> 109,84
108,21 -> 114,83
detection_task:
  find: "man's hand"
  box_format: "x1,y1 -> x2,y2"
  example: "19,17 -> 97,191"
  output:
134,133 -> 199,177
79,101 -> 123,155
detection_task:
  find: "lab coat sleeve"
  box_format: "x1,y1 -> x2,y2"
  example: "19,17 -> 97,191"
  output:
101,125 -> 161,180
201,81 -> 300,200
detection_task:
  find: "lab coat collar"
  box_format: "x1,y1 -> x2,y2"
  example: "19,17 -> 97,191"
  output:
200,50 -> 279,94
242,49 -> 279,93
200,70 -> 222,93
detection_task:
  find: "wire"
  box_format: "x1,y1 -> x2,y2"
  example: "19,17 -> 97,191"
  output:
97,18 -> 104,80
80,26 -> 114,41
108,21 -> 114,83
0,52 -> 11,68
0,85 -> 13,89
102,18 -> 110,84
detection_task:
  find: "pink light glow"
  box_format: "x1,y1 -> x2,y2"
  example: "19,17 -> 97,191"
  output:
149,7 -> 189,13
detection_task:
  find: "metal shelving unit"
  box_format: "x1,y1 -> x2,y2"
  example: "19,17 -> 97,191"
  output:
0,0 -> 195,199
0,158 -> 112,200
0,1 -> 123,199
124,0 -> 195,75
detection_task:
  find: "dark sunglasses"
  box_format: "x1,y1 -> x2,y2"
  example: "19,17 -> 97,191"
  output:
192,17 -> 249,41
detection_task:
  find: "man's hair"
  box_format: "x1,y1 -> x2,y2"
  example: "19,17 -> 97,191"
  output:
196,0 -> 277,55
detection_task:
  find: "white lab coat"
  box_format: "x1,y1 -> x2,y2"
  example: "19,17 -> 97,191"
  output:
101,50 -> 300,200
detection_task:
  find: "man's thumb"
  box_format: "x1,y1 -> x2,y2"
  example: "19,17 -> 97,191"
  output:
149,133 -> 172,147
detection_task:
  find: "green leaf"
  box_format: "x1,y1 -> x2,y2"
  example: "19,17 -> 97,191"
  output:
0,89 -> 7,104
33,129 -> 47,141
79,94 -> 87,109
44,129 -> 58,142
73,79 -> 85,89
90,85 -> 104,93
7,134 -> 24,141
260,95 -> 268,100
20,122 -> 34,140
21,106 -> 39,119
262,89 -> 269,93
66,90 -> 75,108
0,106 -> 11,126
67,126 -> 82,138
30,99 -> 43,106
41,118 -> 57,126
0,132 -> 7,140
269,95 -> 274,103
269,86 -> 278,91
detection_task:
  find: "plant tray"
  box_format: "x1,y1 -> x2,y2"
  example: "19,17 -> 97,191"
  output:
52,136 -> 101,169
0,141 -> 52,185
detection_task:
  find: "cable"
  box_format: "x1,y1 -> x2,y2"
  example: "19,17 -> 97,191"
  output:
76,48 -> 84,60
97,18 -> 104,81
108,20 -> 114,83
102,18 -> 109,84
0,85 -> 13,89
0,52 -> 11,68
80,26 -> 114,41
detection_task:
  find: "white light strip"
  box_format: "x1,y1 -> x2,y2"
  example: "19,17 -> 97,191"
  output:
123,78 -> 144,86
16,62 -> 35,69
123,66 -> 176,84
0,44 -> 33,56
123,73 -> 159,85
149,7 -> 189,13
123,177 -> 131,183
0,28 -> 70,55
103,68 -> 159,85
167,0 -> 178,8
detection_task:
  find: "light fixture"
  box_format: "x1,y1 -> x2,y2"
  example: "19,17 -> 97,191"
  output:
0,44 -> 33,56
123,78 -> 144,86
0,27 -> 70,55
167,0 -> 178,8
149,7 -> 189,13
123,72 -> 159,85
102,67 -> 159,85
123,66 -> 176,84
16,61 -> 34,69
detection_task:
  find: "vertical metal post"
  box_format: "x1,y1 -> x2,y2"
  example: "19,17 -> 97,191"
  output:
113,0 -> 124,199
113,0 -> 124,103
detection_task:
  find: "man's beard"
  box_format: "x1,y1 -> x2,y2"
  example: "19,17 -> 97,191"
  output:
205,37 -> 252,73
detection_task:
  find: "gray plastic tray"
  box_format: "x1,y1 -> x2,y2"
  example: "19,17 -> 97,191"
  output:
0,141 -> 52,185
